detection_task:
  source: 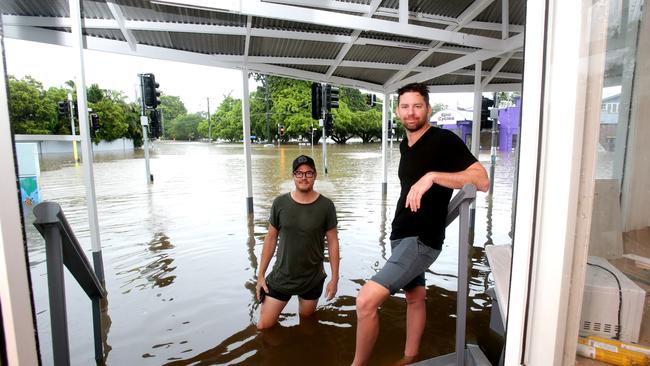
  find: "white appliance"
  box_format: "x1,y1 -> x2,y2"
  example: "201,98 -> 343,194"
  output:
580,256 -> 646,343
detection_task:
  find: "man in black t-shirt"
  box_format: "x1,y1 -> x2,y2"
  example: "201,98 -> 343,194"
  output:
352,83 -> 489,365
256,155 -> 340,330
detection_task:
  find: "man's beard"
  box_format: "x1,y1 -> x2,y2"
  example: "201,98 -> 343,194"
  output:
295,183 -> 313,193
403,118 -> 428,132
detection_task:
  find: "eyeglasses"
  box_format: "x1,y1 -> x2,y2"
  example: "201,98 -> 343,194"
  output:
293,170 -> 315,178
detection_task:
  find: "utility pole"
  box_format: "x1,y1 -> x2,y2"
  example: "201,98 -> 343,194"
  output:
265,78 -> 271,143
207,97 -> 212,143
160,109 -> 165,139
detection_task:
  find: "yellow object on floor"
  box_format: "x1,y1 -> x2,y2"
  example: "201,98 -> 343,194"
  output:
588,335 -> 650,358
577,341 -> 632,366
580,337 -> 648,365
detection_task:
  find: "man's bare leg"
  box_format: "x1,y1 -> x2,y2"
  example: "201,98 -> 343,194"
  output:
351,280 -> 390,366
257,296 -> 288,329
298,298 -> 318,318
404,286 -> 426,359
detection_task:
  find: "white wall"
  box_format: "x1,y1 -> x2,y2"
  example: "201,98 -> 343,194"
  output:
14,135 -> 135,154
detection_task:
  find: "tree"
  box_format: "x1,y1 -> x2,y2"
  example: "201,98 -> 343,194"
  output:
87,83 -> 105,103
8,75 -> 57,134
159,94 -> 188,129
124,103 -> 143,147
353,109 -> 382,143
158,95 -> 188,139
212,95 -> 243,142
169,113 -> 204,140
431,102 -> 447,116
329,101 -> 356,144
496,92 -> 520,108
342,87 -> 372,112
269,79 -> 313,142
89,99 -> 129,143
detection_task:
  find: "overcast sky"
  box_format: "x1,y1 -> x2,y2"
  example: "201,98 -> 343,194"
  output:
4,38 -> 257,113
4,38 -> 486,113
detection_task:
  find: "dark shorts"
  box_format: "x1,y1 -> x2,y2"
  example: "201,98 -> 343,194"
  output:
371,236 -> 441,295
263,278 -> 325,302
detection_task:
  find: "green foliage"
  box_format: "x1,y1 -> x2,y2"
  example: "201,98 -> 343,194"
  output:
353,109 -> 382,143
211,95 -> 243,142
124,103 -> 143,147
270,79 -> 313,142
8,75 -> 58,134
249,89 -> 271,142
168,113 -> 205,141
330,101 -> 355,144
87,83 -> 105,103
8,75 -> 145,148
431,102 -> 447,116
497,92 -> 520,107
342,87 -> 371,112
160,95 -> 187,122
90,99 -> 129,143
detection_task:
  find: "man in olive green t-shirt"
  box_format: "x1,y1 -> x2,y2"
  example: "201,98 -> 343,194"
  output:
256,155 -> 340,329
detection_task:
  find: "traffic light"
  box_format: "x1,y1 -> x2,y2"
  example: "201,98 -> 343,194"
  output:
481,97 -> 494,129
149,110 -> 161,138
311,82 -> 322,120
279,125 -> 285,136
58,101 -> 69,118
325,84 -> 339,110
90,113 -> 99,137
142,73 -> 161,109
366,94 -> 376,107
324,113 -> 333,137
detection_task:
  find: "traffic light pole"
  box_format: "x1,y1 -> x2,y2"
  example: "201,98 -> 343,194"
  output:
321,118 -> 327,174
321,86 -> 328,175
67,92 -> 79,162
139,75 -> 153,184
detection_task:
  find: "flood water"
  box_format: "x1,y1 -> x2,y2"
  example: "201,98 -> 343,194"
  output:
23,141 -> 515,365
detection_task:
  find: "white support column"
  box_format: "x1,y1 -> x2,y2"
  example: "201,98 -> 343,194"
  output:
471,61 -> 482,156
502,0 -> 510,39
507,0 -> 597,364
399,0 -> 409,24
70,0 -> 104,281
505,0 -> 546,362
242,70 -> 254,214
381,92 -> 390,195
0,29 -> 40,365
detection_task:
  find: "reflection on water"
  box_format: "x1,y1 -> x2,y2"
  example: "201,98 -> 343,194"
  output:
25,141 -> 514,365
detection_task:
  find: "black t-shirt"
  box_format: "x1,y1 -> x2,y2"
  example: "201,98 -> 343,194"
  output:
390,127 -> 477,249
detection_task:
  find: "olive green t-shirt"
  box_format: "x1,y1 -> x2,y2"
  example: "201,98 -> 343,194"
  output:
266,192 -> 338,294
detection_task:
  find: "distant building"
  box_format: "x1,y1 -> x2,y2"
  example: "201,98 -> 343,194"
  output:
600,94 -> 619,151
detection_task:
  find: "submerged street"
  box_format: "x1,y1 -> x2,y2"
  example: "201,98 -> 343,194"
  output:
25,141 -> 515,365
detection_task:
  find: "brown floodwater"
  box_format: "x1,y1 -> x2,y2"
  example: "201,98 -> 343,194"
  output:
23,141 -> 515,365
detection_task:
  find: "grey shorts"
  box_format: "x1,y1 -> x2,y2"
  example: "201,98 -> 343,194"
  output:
371,236 -> 441,294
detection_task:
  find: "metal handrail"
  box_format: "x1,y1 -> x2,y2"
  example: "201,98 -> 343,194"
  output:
33,201 -> 106,366
446,184 -> 476,366
413,184 -> 488,366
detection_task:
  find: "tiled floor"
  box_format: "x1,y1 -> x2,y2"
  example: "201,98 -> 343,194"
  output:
576,227 -> 650,365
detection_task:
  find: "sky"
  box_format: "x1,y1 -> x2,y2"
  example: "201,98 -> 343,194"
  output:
4,38 -> 256,113
3,38 -> 491,113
